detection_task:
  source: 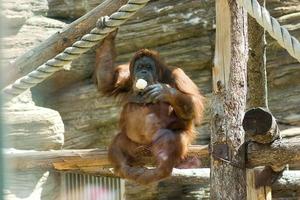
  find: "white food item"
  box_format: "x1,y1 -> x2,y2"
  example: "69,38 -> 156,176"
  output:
135,79 -> 148,90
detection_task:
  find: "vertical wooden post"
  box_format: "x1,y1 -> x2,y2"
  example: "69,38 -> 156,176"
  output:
247,0 -> 267,109
247,170 -> 272,200
211,0 -> 248,199
246,0 -> 272,199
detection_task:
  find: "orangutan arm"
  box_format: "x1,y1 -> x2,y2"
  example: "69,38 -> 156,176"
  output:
143,68 -> 204,124
94,30 -> 130,96
169,68 -> 204,124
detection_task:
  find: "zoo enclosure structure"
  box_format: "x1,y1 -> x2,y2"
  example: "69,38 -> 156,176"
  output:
2,0 -> 300,199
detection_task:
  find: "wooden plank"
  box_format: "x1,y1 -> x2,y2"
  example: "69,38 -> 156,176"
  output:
212,0 -> 231,92
247,169 -> 272,200
5,145 -> 209,171
211,0 -> 248,199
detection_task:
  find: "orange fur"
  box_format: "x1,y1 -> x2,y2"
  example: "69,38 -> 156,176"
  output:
94,33 -> 204,184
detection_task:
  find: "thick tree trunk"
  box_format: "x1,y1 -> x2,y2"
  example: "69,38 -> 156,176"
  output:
211,0 -> 248,199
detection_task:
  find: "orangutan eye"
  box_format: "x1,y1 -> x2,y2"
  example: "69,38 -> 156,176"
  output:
146,65 -> 152,70
135,64 -> 142,71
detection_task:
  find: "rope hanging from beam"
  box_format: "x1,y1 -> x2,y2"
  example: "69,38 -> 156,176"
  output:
237,0 -> 300,62
2,0 -> 150,102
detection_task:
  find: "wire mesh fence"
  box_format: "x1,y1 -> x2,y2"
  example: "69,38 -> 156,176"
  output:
61,173 -> 124,200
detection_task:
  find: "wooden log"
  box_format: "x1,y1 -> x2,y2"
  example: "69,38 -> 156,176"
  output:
126,169 -> 300,200
247,0 -> 268,109
47,0 -> 105,19
124,169 -> 211,200
211,0 -> 248,199
134,169 -> 300,200
6,150 -> 300,200
6,148 -> 110,171
92,169 -> 300,200
246,0 -> 272,198
272,170 -> 300,200
2,0 -> 128,87
5,162 -> 295,200
247,136 -> 300,170
5,134 -> 300,171
5,145 -> 209,172
243,107 -> 280,144
134,169 -> 299,200
167,170 -> 300,200
169,168 -> 210,184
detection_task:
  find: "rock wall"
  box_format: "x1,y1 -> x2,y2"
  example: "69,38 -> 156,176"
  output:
2,1 -> 65,199
2,0 -> 300,199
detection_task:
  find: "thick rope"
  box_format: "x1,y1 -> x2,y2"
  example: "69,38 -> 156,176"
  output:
238,0 -> 300,62
2,0 -> 150,102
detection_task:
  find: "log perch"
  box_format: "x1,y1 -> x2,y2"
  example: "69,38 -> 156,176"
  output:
6,139 -> 300,173
5,145 -> 209,172
243,107 -> 280,144
247,136 -> 300,170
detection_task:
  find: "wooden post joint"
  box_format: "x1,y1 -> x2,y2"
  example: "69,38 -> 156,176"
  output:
212,143 -> 229,160
243,107 -> 286,189
212,143 -> 245,169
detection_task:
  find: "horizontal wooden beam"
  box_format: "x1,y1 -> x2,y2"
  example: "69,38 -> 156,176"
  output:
169,169 -> 300,199
6,148 -> 110,172
272,170 -> 300,198
171,169 -> 299,186
60,167 -> 300,198
5,137 -> 300,173
5,145 -> 209,172
247,136 -> 300,170
59,167 -> 300,195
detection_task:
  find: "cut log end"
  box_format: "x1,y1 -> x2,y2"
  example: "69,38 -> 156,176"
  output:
243,107 -> 280,144
243,107 -> 273,135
